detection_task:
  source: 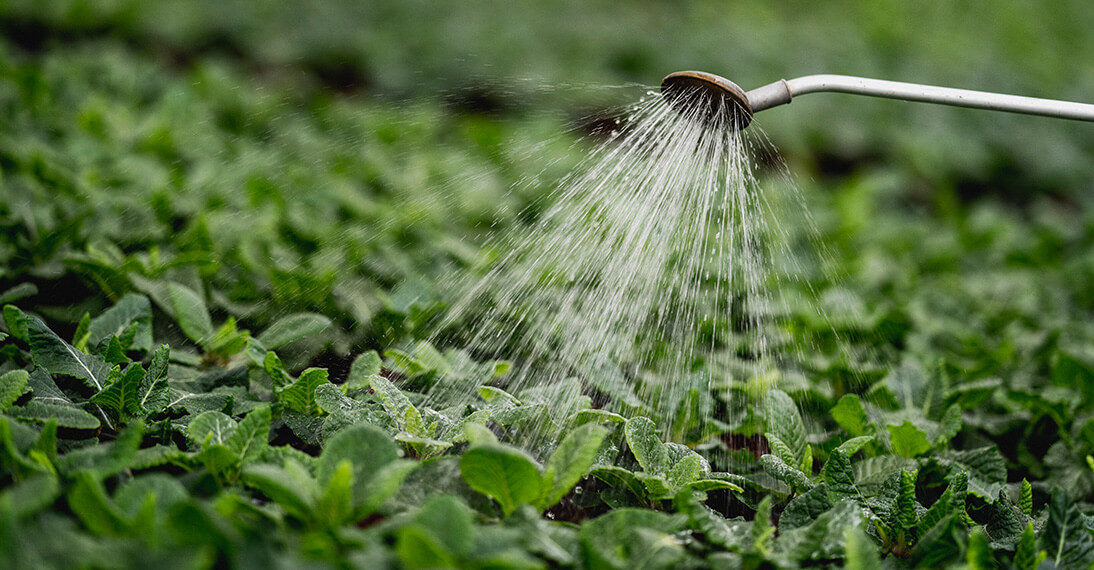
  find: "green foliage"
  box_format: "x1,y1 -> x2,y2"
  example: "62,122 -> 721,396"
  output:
2,6 -> 1094,567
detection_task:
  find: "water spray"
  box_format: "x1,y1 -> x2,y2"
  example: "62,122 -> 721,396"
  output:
662,70 -> 1094,128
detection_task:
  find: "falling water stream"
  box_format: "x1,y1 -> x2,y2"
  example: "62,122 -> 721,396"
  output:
424,86 -> 830,451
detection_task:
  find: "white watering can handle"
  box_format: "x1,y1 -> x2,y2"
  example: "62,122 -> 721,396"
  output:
746,74 -> 1094,122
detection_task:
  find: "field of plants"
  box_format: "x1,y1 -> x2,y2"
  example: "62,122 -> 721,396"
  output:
2,2 -> 1094,568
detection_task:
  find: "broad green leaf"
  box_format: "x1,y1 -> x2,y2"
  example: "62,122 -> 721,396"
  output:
241,460 -> 316,522
1039,489 -> 1094,569
936,447 -> 1007,502
853,454 -> 916,491
821,449 -> 860,504
570,408 -> 626,426
408,495 -> 473,559
765,389 -> 807,466
0,283 -> 36,305
843,526 -> 882,570
460,444 -> 542,516
114,474 -> 188,520
137,345 -> 171,414
167,282 -> 213,345
0,474 -> 59,518
760,454 -> 814,492
66,472 -> 131,535
918,470 -> 967,536
539,423 -> 607,509
27,315 -> 110,391
934,404 -> 962,446
256,313 -> 332,349
685,479 -> 744,493
56,421 -> 143,479
778,500 -> 864,563
0,370 -> 29,411
275,367 -> 329,415
319,425 -> 397,505
887,421 -> 931,458
625,416 -> 669,476
831,394 -> 871,437
315,460 -> 354,526
1014,522 -> 1044,570
909,514 -> 965,567
667,453 -> 706,487
262,351 -> 293,388
965,527 -> 993,569
579,508 -> 688,569
396,526 -> 457,569
765,432 -> 797,467
9,401 -> 100,430
343,350 -> 382,392
187,411 -> 237,447
224,405 -> 270,463
478,385 -> 521,405
88,294 -> 153,354
369,373 -> 417,430
590,465 -> 647,502
836,435 -> 875,457
464,423 -> 498,446
89,363 -> 147,420
752,495 -> 775,555
780,484 -> 833,529
3,305 -> 28,342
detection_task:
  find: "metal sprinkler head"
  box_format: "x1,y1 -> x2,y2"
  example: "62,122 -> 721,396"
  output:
661,71 -> 754,129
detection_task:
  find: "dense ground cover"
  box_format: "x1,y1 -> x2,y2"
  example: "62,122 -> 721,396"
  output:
3,3 -> 1094,568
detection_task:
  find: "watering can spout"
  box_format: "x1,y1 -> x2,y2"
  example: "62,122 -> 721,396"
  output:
662,71 -> 1094,129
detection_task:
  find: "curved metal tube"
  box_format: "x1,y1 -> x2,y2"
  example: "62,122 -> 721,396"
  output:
745,74 -> 1094,122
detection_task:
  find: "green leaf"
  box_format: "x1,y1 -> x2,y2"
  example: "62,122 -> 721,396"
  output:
167,282 -> 213,345
909,514 -> 965,567
539,423 -> 607,509
892,469 -> 918,544
343,350 -> 382,392
934,403 -> 962,446
460,444 -> 543,516
27,315 -> 111,391
275,368 -> 329,415
187,411 -> 237,447
836,435 -> 875,457
1014,522 -> 1043,570
752,495 -> 775,555
88,294 -> 153,354
821,449 -> 860,504
0,370 -> 29,412
319,424 -> 415,516
368,373 -> 417,431
778,500 -> 865,563
831,394 -> 871,437
965,527 -> 993,570
9,401 -> 100,430
579,508 -> 688,569
262,351 -> 293,388
67,472 -> 131,535
0,283 -> 36,305
315,460 -> 354,526
919,470 -> 968,536
936,447 -> 1007,502
1018,478 -> 1032,517
765,389 -> 807,466
760,454 -> 814,492
590,465 -> 647,502
780,484 -> 833,529
89,363 -> 147,420
843,525 -> 882,570
570,409 -> 626,426
667,453 -> 706,488
224,405 -> 270,464
1039,489 -> 1094,569
256,313 -> 332,349
887,421 -> 931,458
765,432 -> 797,466
242,460 -> 316,522
3,305 -> 28,342
56,421 -> 143,479
0,474 -> 60,518
406,495 -> 474,559
137,345 -> 171,415
396,526 -> 456,569
625,416 -> 669,476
